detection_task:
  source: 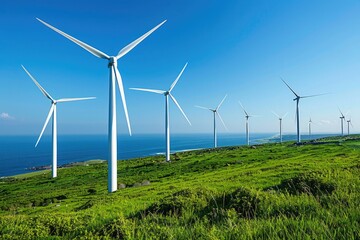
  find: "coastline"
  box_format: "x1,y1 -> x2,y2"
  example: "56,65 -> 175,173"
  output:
0,133 -> 338,178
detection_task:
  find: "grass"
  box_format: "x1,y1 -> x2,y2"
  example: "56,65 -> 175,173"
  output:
0,135 -> 359,239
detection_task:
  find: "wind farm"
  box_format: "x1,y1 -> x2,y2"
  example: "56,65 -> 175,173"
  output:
0,1 -> 360,239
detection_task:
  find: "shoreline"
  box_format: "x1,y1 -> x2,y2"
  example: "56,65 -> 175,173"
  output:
0,133 -> 341,178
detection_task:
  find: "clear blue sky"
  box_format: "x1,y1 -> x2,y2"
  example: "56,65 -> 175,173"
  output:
1,0 -> 360,135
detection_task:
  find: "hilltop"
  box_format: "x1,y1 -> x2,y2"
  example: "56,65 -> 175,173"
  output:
0,136 -> 359,239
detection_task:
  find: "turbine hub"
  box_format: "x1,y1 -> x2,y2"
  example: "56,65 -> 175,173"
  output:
108,57 -> 116,68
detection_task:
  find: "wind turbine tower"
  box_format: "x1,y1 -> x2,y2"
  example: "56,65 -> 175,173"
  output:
130,63 -> 191,162
196,95 -> 228,148
37,18 -> 166,192
22,66 -> 95,178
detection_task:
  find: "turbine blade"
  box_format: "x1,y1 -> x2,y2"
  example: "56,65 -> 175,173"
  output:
37,18 -> 110,59
216,94 -> 227,110
216,112 -> 228,131
282,112 -> 288,119
281,78 -> 299,98
195,105 -> 212,111
22,65 -> 54,101
169,63 -> 188,92
116,20 -> 167,59
338,107 -> 345,118
301,93 -> 328,99
272,111 -> 280,118
35,104 -> 55,147
169,93 -> 191,125
114,66 -> 132,135
57,97 -> 96,103
129,88 -> 165,94
238,101 -> 249,116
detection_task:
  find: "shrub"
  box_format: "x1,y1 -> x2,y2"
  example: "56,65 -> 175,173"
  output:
266,174 -> 336,196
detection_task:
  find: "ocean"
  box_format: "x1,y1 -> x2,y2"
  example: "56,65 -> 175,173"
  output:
0,133 -> 337,177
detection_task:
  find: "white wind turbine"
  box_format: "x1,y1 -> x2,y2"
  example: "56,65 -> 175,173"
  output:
272,111 -> 288,143
338,108 -> 346,136
347,118 -> 353,135
22,65 -> 95,178
195,95 -> 228,148
130,63 -> 191,162
239,102 -> 258,146
281,78 -> 326,144
37,18 -> 166,192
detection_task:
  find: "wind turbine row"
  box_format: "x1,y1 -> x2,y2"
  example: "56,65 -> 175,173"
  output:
35,18 -> 166,193
22,17 -> 341,193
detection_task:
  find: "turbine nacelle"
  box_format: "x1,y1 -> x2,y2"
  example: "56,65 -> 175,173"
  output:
108,57 -> 117,67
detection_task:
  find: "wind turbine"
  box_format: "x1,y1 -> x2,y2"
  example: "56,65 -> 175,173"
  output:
338,108 -> 346,136
308,117 -> 312,138
239,102 -> 257,146
22,65 -> 95,178
37,18 -> 166,192
195,95 -> 228,148
130,63 -> 191,162
281,78 -> 326,144
272,111 -> 287,143
347,118 -> 353,135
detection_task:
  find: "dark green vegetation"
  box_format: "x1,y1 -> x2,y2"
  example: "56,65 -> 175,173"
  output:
1,136 -> 359,239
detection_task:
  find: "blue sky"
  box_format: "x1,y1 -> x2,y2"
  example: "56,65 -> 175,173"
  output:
1,0 -> 360,135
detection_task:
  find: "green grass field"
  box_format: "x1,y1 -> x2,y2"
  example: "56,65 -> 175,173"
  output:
0,136 -> 359,239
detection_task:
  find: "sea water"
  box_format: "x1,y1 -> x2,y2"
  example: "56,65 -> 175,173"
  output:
0,133 -> 336,177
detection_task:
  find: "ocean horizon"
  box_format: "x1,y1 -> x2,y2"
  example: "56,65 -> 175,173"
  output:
0,133 -> 337,177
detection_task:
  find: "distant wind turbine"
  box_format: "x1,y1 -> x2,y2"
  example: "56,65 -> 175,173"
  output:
37,18 -> 166,192
272,111 -> 288,143
239,102 -> 258,146
22,65 -> 95,178
308,117 -> 312,138
347,118 -> 353,135
195,95 -> 228,148
338,108 -> 346,136
281,78 -> 326,144
130,63 -> 191,162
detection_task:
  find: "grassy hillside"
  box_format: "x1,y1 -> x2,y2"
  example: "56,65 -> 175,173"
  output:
0,136 -> 359,239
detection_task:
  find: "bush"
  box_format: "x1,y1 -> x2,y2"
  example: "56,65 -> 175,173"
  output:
266,174 -> 336,196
